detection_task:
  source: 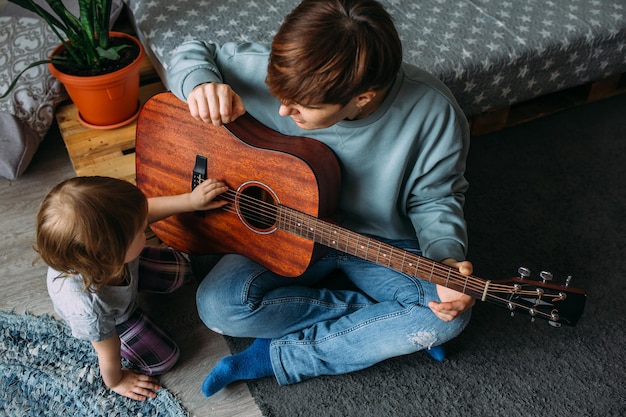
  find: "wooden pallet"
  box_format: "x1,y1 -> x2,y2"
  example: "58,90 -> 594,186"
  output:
469,72 -> 626,136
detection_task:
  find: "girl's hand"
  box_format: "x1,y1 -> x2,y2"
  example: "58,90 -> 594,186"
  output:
189,178 -> 229,211
188,82 -> 246,126
429,259 -> 476,321
147,179 -> 228,223
110,369 -> 161,401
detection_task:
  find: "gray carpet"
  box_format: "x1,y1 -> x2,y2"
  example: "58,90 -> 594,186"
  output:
0,311 -> 189,417
224,93 -> 626,416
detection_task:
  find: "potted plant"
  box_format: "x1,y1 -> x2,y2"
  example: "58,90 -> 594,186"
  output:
0,0 -> 144,129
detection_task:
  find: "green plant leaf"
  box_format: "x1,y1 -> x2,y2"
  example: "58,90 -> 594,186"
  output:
97,47 -> 120,61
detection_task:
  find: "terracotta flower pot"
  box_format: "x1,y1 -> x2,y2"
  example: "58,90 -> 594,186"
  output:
48,32 -> 144,129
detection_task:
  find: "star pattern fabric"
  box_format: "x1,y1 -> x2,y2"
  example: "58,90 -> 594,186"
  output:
125,0 -> 626,116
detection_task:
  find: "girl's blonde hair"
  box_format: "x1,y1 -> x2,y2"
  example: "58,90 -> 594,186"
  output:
35,176 -> 148,291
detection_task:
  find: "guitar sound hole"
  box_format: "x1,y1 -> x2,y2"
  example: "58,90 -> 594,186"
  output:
238,184 -> 278,232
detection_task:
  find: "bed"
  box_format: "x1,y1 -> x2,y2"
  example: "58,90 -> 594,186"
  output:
124,0 -> 626,118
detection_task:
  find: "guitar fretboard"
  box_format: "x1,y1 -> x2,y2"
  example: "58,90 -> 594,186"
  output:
276,205 -> 487,300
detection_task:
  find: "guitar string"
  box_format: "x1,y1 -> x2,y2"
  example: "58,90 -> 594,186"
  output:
206,191 -> 562,318
216,189 -> 557,297
205,187 -> 562,302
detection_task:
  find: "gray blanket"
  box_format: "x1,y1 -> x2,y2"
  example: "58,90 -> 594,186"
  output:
125,0 -> 626,116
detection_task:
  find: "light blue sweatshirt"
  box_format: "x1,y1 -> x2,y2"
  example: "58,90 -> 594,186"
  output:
167,41 -> 470,263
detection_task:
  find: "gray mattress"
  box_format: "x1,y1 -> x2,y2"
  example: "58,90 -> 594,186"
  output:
124,0 -> 626,117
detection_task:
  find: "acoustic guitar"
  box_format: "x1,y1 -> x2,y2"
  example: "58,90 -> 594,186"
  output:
135,92 -> 586,327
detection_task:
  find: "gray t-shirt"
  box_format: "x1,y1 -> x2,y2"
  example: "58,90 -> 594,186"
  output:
47,257 -> 139,342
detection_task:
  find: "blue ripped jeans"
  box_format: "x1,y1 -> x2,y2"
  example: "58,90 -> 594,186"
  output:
196,239 -> 471,385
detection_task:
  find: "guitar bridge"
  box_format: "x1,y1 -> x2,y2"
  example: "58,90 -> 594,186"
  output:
192,155 -> 207,217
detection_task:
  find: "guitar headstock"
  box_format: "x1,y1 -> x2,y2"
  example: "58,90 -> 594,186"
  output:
490,267 -> 586,327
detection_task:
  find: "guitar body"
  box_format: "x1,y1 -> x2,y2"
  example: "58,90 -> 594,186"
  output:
136,92 -> 341,277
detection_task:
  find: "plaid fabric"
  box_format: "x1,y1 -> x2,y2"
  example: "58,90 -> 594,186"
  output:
114,247 -> 192,374
138,246 -> 193,293
116,309 -> 179,375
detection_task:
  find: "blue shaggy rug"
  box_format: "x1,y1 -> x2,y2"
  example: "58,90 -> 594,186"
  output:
0,311 -> 188,417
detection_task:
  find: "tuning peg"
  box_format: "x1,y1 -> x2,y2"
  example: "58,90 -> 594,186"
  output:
565,275 -> 573,287
540,271 -> 553,283
518,267 -> 531,279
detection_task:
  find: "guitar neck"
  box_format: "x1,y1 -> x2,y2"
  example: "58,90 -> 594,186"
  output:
277,206 -> 488,300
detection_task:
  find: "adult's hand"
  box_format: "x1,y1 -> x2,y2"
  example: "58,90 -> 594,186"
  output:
429,259 -> 476,321
187,82 -> 246,126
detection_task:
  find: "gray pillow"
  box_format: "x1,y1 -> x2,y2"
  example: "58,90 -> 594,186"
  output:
0,112 -> 42,179
0,15 -> 65,180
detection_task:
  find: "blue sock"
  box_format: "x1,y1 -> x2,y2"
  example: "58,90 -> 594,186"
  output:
426,345 -> 445,362
201,338 -> 274,397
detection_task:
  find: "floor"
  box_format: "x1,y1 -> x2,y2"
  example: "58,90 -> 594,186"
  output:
0,124 -> 262,417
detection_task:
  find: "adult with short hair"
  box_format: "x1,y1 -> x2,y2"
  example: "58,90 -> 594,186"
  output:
168,0 -> 475,396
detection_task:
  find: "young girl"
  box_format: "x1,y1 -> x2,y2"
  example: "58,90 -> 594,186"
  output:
35,175 -> 227,401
